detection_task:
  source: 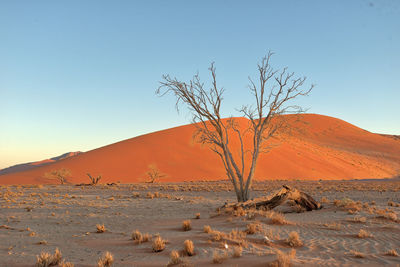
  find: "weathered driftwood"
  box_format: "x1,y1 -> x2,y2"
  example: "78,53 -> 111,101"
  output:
222,185 -> 322,211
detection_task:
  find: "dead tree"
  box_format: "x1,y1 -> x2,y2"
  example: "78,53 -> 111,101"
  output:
145,164 -> 166,183
222,185 -> 322,211
157,52 -> 313,202
44,168 -> 71,184
87,173 -> 102,185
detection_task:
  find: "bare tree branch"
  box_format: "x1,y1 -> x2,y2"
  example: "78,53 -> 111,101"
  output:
157,52 -> 313,202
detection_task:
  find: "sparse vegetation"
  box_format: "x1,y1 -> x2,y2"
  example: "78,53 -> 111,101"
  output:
204,225 -> 212,233
44,168 -> 71,184
36,248 -> 62,267
286,231 -> 303,247
268,249 -> 296,267
184,239 -> 194,256
182,220 -> 192,231
152,235 -> 166,252
97,251 -> 113,267
60,260 -> 74,267
145,164 -> 166,183
87,173 -> 102,185
246,222 -> 261,234
167,250 -> 182,266
357,229 -> 372,238
232,246 -> 242,258
212,249 -> 228,264
268,211 -> 287,225
96,224 -> 106,233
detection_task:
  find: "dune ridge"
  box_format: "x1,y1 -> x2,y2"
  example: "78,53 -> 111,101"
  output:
0,114 -> 399,184
0,152 -> 81,176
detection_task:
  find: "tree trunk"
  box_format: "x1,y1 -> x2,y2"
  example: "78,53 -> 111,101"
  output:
223,185 -> 322,211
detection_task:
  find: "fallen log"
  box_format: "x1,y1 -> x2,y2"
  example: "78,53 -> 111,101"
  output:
222,185 -> 322,212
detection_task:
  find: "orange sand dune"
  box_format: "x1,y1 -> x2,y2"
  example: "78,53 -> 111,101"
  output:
0,114 -> 399,184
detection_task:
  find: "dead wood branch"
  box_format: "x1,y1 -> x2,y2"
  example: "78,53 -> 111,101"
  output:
222,185 -> 322,211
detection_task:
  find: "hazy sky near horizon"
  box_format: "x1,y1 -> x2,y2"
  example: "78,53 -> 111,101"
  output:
1,0 -> 399,169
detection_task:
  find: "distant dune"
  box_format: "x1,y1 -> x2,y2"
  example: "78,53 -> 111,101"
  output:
0,152 -> 81,176
1,114 -> 399,184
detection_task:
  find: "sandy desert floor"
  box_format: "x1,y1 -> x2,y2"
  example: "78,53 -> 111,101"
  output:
1,180 -> 399,267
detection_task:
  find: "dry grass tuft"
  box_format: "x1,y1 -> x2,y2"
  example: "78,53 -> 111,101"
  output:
246,222 -> 261,234
385,249 -> 399,257
357,229 -> 372,238
212,249 -> 228,264
36,248 -> 62,267
286,231 -> 303,247
184,239 -> 195,256
96,224 -> 106,233
152,235 -> 166,252
195,213 -> 201,219
204,225 -> 212,233
60,260 -> 74,267
268,249 -> 296,267
267,211 -> 287,225
36,252 -> 52,267
182,220 -> 192,231
131,229 -> 151,243
142,233 -> 152,242
232,246 -> 242,258
132,229 -> 142,241
97,251 -> 114,267
167,250 -> 182,266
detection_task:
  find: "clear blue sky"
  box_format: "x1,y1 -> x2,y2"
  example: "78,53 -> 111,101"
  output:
1,0 -> 399,169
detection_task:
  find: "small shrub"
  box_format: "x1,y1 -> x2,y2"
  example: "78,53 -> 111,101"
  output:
36,252 -> 52,267
195,213 -> 200,219
131,229 -> 142,241
204,225 -> 212,233
142,233 -> 152,242
286,231 -> 303,247
96,224 -> 106,233
97,251 -> 113,267
184,240 -> 194,256
357,229 -> 372,238
36,248 -> 62,267
182,220 -> 192,231
246,222 -> 261,234
232,246 -> 242,258
211,231 -> 225,242
60,260 -> 74,267
269,249 -> 296,267
268,211 -> 287,225
52,249 -> 62,265
167,250 -> 182,266
212,249 -> 228,264
152,236 -> 166,252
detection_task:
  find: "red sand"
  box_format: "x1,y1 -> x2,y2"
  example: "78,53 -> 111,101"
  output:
1,114 -> 399,184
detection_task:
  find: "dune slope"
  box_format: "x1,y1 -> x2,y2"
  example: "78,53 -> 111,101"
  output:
0,114 -> 399,184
